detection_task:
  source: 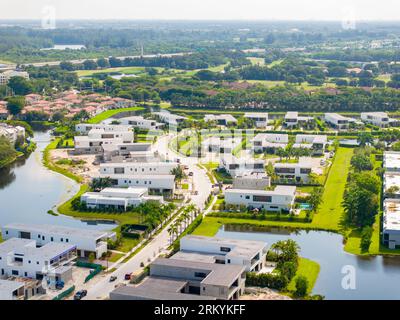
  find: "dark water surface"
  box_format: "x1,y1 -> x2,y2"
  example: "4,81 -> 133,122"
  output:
0,131 -> 116,230
217,226 -> 400,300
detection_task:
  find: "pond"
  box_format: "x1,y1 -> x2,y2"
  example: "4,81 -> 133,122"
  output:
217,226 -> 400,300
0,131 -> 116,231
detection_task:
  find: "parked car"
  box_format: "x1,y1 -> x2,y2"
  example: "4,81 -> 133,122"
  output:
73,290 -> 88,300
188,172 -> 194,177
109,276 -> 117,282
124,273 -> 132,281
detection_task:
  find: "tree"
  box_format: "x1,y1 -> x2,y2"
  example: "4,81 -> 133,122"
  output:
171,166 -> 186,182
351,153 -> 373,172
309,187 -> 323,213
294,276 -> 308,297
358,132 -> 374,147
90,177 -> 113,192
343,186 -> 379,227
6,96 -> 25,116
8,76 -> 32,95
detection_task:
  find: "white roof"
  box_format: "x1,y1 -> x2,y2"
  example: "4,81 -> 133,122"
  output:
225,185 -> 296,196
4,223 -> 109,240
244,112 -> 268,118
0,279 -> 25,292
384,199 -> 400,232
384,151 -> 400,170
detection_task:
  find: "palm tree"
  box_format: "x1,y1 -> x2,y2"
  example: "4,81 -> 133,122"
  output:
168,225 -> 178,244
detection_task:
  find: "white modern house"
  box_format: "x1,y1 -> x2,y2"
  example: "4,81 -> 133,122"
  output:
2,223 -> 115,259
153,112 -> 187,125
0,124 -> 25,146
324,113 -> 355,130
75,123 -> 131,134
0,238 -> 76,282
118,116 -> 164,130
251,133 -> 288,153
224,186 -> 296,212
99,174 -> 176,193
360,112 -> 397,128
294,134 -> 328,155
274,162 -> 313,183
383,199 -> 400,249
382,151 -> 400,249
219,155 -> 265,177
74,128 -> 134,154
100,162 -> 179,176
244,112 -> 269,128
233,172 -> 271,190
202,137 -> 242,154
175,235 -> 268,272
384,151 -> 400,172
81,187 -> 164,211
283,112 -> 314,128
204,114 -> 238,126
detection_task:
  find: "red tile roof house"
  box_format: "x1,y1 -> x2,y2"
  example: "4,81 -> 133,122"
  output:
25,94 -> 43,104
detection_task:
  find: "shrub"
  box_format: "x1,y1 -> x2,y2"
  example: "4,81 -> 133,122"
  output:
360,226 -> 373,252
294,276 -> 309,297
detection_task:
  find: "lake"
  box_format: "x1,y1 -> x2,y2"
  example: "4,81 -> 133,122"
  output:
0,131 -> 116,231
217,226 -> 400,300
41,44 -> 86,51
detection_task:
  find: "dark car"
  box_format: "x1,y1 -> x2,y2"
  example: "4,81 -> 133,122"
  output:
109,276 -> 117,282
124,273 -> 132,281
73,290 -> 88,300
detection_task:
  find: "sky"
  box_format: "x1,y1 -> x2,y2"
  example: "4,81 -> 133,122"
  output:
1,0 -> 400,21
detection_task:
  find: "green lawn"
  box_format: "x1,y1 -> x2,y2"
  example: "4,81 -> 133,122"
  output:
311,147 -> 354,231
88,107 -> 145,124
248,57 -> 265,66
287,258 -> 320,295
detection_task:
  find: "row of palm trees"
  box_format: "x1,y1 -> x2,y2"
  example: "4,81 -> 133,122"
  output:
167,204 -> 199,244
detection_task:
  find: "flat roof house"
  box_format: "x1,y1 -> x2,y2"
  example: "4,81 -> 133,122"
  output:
176,235 -> 268,272
324,113 -> 356,130
384,151 -> 400,172
99,174 -> 176,193
100,161 -> 179,176
219,154 -> 265,177
74,128 -> 134,155
2,223 -> 114,259
244,112 -> 269,128
75,123 -> 131,134
153,112 -> 187,125
0,70 -> 29,86
361,112 -> 397,128
274,162 -> 313,183
0,124 -> 25,146
102,142 -> 152,162
0,238 -> 76,283
233,172 -> 271,190
251,133 -> 289,153
283,112 -> 314,128
294,134 -> 328,155
81,187 -> 164,211
383,172 -> 400,199
224,185 -> 296,212
204,114 -> 238,126
202,137 -> 242,154
383,199 -> 400,249
118,116 -> 164,130
111,257 -> 246,300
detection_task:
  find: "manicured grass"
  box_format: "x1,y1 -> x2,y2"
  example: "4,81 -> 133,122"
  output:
0,232 -> 3,243
248,57 -> 265,66
311,147 -> 354,231
76,66 -> 152,77
287,258 -> 320,295
88,107 -> 145,124
105,252 -> 125,263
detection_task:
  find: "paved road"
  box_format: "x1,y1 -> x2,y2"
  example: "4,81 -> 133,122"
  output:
83,134 -> 213,300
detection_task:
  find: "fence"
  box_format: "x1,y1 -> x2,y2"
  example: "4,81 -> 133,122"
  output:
52,285 -> 75,301
76,261 -> 103,283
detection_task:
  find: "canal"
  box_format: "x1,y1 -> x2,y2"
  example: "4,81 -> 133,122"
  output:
0,131 -> 116,231
217,226 -> 400,300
